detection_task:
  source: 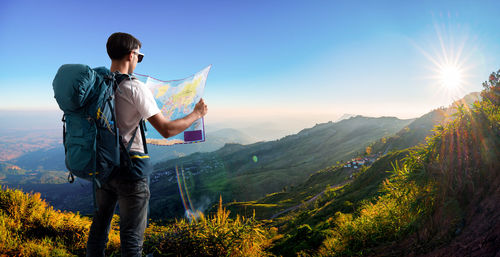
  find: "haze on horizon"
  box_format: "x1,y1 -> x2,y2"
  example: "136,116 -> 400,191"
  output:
1,0 -> 500,131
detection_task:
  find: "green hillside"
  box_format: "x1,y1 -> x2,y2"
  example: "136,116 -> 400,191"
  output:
224,150 -> 409,221
150,116 -> 413,219
188,93 -> 480,221
266,74 -> 500,256
225,164 -> 353,220
267,150 -> 410,255
225,109 -> 462,220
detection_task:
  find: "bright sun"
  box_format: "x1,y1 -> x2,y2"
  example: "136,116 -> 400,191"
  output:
414,22 -> 477,100
439,65 -> 463,90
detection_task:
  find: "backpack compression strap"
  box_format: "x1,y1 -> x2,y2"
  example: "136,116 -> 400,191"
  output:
62,114 -> 76,183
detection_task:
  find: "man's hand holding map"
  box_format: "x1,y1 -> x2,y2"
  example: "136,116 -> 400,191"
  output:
136,65 -> 211,146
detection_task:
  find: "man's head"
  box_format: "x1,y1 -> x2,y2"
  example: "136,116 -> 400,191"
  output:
107,32 -> 144,74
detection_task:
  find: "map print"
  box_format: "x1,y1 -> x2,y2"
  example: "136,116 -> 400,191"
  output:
135,65 -> 211,146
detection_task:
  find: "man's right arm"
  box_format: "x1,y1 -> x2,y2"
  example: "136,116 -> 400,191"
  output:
148,98 -> 208,138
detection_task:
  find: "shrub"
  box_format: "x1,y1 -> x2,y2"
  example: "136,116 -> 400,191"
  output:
143,196 -> 276,257
0,186 -> 120,256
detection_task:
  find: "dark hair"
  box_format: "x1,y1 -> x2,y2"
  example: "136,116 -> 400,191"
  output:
106,32 -> 142,60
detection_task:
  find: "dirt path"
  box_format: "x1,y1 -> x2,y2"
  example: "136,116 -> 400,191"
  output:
270,179 -> 351,219
269,154 -> 382,220
383,143 -> 392,155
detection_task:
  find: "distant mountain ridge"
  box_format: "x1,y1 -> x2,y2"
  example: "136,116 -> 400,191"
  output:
148,115 -> 413,218
336,113 -> 357,122
7,127 -> 256,171
148,128 -> 256,163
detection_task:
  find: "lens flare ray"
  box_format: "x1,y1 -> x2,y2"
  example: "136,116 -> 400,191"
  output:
176,165 -> 202,220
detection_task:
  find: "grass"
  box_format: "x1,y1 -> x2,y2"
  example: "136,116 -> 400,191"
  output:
144,196 -> 277,257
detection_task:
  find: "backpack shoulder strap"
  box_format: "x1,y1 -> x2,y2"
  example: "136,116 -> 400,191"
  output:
125,120 -> 148,154
113,72 -> 148,154
126,126 -> 139,153
139,119 -> 148,154
114,72 -> 132,88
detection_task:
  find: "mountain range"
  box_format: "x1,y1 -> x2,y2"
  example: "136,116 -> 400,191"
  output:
0,92 -> 481,222
147,115 -> 413,218
2,85 -> 499,256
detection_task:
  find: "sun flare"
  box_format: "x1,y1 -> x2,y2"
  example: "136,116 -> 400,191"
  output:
439,64 -> 463,90
413,22 -> 478,101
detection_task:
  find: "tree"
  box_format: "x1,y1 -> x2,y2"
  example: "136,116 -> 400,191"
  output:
481,70 -> 500,105
365,146 -> 372,155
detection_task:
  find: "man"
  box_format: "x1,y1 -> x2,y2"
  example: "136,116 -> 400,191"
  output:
86,32 -> 207,257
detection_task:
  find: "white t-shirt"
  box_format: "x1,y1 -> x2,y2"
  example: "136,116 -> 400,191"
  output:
115,76 -> 161,153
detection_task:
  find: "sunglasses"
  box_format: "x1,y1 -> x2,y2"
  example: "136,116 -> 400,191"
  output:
132,50 -> 144,63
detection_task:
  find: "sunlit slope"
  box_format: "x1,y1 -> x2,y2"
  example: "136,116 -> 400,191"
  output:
371,92 -> 480,154
268,80 -> 499,256
151,116 -> 413,219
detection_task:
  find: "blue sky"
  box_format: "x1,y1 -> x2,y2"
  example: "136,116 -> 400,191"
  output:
1,0 -> 500,127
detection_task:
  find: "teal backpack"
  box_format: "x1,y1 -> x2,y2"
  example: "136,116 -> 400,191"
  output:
52,64 -> 145,207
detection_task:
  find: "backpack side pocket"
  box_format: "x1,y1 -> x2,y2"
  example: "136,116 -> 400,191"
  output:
64,114 -> 96,178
